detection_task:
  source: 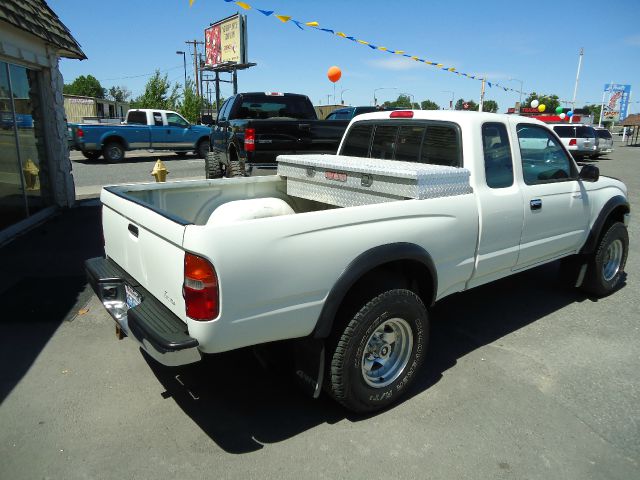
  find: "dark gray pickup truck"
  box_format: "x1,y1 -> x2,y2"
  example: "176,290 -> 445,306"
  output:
206,92 -> 349,177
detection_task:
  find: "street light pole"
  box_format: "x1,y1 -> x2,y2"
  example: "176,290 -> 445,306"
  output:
340,88 -> 351,105
441,90 -> 454,110
400,93 -> 418,109
508,77 -> 524,106
176,51 -> 187,93
373,87 -> 397,106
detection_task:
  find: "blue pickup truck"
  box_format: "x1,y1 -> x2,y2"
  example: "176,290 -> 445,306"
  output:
73,109 -> 211,162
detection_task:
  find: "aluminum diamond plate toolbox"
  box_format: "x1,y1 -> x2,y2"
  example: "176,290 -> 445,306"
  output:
277,154 -> 472,207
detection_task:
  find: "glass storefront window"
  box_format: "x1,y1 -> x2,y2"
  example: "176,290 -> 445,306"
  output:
0,61 -> 44,231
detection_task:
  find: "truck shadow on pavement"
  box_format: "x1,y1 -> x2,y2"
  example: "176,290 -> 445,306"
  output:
143,261 -> 606,454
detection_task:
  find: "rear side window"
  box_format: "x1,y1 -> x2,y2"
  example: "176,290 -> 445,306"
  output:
341,123 -> 373,157
596,129 -> 612,139
127,111 -> 147,125
482,122 -> 513,188
152,112 -> 163,126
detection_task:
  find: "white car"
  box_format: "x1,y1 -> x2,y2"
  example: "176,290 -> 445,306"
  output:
552,124 -> 598,159
86,110 -> 629,413
594,127 -> 614,156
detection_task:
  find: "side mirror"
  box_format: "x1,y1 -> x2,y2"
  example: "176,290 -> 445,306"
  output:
579,164 -> 599,182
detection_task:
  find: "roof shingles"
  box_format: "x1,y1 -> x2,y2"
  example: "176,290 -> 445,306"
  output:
0,0 -> 86,60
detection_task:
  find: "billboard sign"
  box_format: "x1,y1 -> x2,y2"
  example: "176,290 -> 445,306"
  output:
602,84 -> 632,122
205,14 -> 247,68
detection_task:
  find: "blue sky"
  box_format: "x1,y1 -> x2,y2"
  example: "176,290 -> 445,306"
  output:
49,0 -> 640,113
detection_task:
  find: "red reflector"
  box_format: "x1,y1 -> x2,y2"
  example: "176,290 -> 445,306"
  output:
389,110 -> 414,118
244,127 -> 255,152
76,127 -> 84,138
569,138 -> 577,146
183,253 -> 219,320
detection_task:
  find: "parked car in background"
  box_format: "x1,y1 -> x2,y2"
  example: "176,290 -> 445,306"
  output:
551,124 -> 598,159
325,106 -> 380,120
594,127 -> 614,157
325,106 -> 404,120
72,109 -> 211,162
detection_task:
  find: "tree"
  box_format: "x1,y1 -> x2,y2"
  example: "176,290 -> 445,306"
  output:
383,94 -> 418,109
522,92 -> 561,113
131,70 -> 180,110
63,75 -> 105,98
482,100 -> 499,113
455,98 -> 478,111
178,79 -> 205,123
107,85 -> 132,102
421,100 -> 440,110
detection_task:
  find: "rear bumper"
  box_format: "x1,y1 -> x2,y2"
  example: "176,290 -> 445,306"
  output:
85,257 -> 202,366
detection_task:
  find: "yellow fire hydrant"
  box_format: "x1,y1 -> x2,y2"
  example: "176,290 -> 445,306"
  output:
22,158 -> 39,190
151,159 -> 169,182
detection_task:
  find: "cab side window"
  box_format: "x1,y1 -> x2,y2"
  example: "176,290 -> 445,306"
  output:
217,98 -> 232,122
517,124 -> 575,185
482,122 -> 513,188
166,113 -> 189,128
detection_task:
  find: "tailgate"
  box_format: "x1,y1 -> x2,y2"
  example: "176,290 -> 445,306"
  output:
100,187 -> 188,321
252,120 -> 314,153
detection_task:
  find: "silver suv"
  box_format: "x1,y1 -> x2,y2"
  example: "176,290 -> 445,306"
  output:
552,124 -> 598,159
593,127 -> 614,157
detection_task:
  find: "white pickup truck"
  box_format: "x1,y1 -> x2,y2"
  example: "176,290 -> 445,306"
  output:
86,110 -> 630,413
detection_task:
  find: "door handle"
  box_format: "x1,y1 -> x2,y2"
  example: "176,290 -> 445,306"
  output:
128,224 -> 139,237
530,199 -> 542,210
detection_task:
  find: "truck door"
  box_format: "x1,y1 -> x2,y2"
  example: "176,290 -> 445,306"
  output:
469,122 -> 524,288
163,112 -> 194,149
512,122 -> 590,268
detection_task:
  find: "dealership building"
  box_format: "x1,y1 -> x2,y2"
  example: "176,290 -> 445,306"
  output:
0,0 -> 85,242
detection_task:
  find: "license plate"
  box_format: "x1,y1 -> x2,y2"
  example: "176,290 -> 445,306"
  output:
125,284 -> 142,309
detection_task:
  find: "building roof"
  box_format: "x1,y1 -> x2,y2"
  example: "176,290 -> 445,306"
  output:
0,0 -> 86,60
621,114 -> 640,126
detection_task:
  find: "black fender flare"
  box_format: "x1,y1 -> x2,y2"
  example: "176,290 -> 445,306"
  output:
580,195 -> 629,255
312,242 -> 437,339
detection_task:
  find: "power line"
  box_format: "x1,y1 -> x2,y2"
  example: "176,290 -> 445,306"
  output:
100,64 -> 184,82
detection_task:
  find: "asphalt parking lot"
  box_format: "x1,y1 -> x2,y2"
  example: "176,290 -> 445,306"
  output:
1,140 -> 639,479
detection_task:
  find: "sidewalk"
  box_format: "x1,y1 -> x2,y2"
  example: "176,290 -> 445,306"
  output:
0,201 -> 104,321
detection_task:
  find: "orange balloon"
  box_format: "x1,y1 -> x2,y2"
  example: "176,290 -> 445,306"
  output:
327,65 -> 342,83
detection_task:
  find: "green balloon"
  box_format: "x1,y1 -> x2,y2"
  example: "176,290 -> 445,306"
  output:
555,106 -> 563,114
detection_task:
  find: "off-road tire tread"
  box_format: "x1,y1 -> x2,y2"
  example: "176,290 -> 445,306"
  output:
205,151 -> 222,179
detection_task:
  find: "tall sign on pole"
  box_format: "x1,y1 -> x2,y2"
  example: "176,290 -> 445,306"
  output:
204,14 -> 247,68
601,84 -> 632,122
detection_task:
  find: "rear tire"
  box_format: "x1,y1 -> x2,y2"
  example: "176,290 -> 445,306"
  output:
225,159 -> 244,177
205,151 -> 222,179
580,222 -> 628,297
103,141 -> 125,163
326,289 -> 429,413
82,151 -> 101,161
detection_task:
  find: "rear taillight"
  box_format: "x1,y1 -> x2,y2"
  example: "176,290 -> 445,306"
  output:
183,253 -> 219,320
244,128 -> 255,152
76,127 -> 84,139
390,110 -> 414,118
569,138 -> 577,146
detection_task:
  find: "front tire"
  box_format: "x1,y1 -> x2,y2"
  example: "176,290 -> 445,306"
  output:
196,139 -> 209,159
205,151 -> 222,179
327,289 -> 429,413
581,222 -> 628,296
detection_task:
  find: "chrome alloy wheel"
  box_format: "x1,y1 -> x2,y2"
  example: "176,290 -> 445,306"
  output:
602,239 -> 624,281
361,318 -> 413,388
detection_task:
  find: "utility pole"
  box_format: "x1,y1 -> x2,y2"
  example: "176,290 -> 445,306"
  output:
479,78 -> 486,112
185,40 -> 204,97
570,47 -> 584,123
